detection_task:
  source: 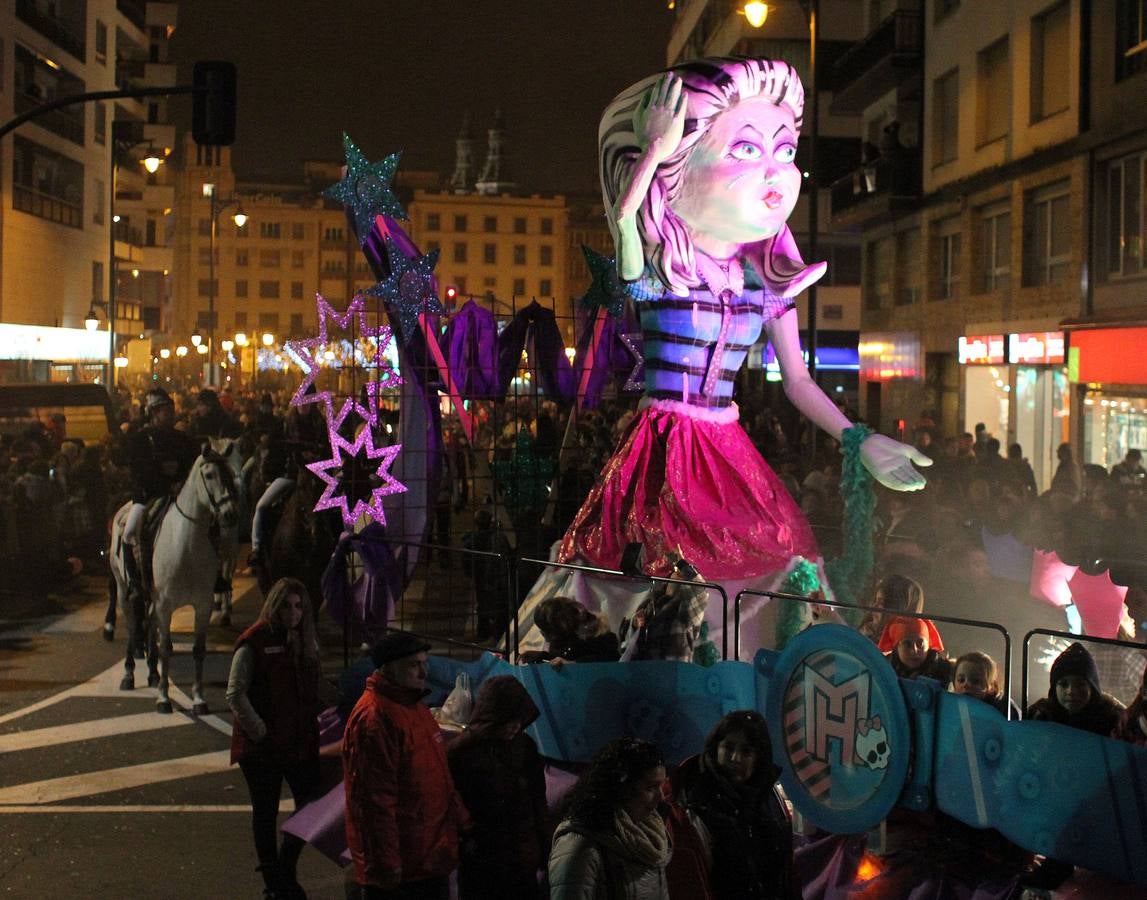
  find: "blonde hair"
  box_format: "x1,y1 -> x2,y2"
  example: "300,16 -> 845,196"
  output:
955,651 -> 1000,697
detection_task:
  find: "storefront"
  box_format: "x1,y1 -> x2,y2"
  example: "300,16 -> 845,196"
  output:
1067,325 -> 1147,471
0,323 -> 111,385
857,331 -> 925,438
959,329 -> 1069,492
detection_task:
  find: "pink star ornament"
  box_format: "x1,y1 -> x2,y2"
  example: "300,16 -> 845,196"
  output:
306,426 -> 407,530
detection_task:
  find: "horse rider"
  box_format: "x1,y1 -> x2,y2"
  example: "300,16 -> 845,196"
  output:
120,387 -> 201,595
248,402 -> 326,567
191,388 -> 241,442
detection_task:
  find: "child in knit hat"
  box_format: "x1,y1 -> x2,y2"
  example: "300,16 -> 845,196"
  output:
1025,642 -> 1124,735
1111,659 -> 1147,745
881,616 -> 953,686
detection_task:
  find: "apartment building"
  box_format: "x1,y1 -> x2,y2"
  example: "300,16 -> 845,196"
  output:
0,0 -> 178,383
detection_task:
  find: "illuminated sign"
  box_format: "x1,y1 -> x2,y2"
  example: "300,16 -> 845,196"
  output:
958,334 -> 1005,365
858,332 -> 923,381
1009,331 -> 1065,365
0,323 -> 110,362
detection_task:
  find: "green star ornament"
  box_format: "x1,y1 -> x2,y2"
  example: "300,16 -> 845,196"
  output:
322,133 -> 405,243
578,245 -> 626,319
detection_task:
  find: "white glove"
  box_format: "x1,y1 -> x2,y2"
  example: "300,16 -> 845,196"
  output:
859,433 -> 932,492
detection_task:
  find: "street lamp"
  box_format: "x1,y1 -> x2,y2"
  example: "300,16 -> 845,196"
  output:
190,331 -> 202,347
204,183 -> 248,386
261,332 -> 274,347
84,305 -> 101,331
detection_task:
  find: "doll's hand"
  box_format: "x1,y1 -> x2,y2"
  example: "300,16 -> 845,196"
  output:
859,433 -> 932,492
634,73 -> 686,164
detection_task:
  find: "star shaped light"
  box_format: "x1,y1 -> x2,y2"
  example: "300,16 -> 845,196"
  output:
366,238 -> 444,342
322,133 -> 405,243
284,293 -> 402,425
490,429 -> 554,511
578,246 -> 626,319
618,331 -> 645,392
306,426 -> 406,530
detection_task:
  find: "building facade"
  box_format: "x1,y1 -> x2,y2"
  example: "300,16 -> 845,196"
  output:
0,0 -> 178,383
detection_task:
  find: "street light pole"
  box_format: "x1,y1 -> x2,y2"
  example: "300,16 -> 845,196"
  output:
206,186 -> 246,386
805,0 -> 819,387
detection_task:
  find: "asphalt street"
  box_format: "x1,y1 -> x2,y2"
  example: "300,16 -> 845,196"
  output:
0,572 -> 350,899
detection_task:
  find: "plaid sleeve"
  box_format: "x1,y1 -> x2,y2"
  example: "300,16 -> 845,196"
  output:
622,273 -> 665,302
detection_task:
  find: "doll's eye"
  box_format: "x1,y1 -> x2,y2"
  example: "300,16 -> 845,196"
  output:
730,141 -> 763,160
774,143 -> 797,164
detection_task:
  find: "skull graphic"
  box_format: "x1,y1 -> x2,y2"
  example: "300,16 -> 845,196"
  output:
855,716 -> 890,770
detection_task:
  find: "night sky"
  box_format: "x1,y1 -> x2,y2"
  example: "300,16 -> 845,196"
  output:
170,1 -> 673,195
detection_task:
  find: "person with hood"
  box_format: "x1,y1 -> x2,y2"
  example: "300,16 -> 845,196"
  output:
548,737 -> 672,899
342,632 -> 468,899
1025,641 -> 1124,735
665,710 -> 794,899
1112,660 -> 1147,745
447,676 -> 549,899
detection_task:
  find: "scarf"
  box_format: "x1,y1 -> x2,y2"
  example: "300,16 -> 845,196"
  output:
611,807 -> 671,868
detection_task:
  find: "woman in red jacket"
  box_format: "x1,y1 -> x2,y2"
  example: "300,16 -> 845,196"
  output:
227,576 -> 322,900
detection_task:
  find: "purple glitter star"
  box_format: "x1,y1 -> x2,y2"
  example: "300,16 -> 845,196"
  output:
306,426 -> 406,530
618,331 -> 645,392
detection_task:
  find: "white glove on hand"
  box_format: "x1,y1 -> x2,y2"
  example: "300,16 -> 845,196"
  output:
859,433 -> 932,492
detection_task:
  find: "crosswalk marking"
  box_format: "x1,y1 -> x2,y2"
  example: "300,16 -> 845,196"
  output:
0,712 -> 193,754
0,749 -> 232,805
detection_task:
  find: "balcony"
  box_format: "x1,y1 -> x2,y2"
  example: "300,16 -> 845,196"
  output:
14,91 -> 84,145
830,9 -> 922,115
16,0 -> 86,62
829,156 -> 921,229
117,0 -> 147,31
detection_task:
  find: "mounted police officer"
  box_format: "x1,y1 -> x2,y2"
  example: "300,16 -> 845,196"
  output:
121,387 -> 201,592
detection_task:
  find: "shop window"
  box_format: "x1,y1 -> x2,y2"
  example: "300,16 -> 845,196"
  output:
932,217 -> 961,300
1031,2 -> 1070,122
1107,152 -> 1145,278
976,37 -> 1010,147
932,68 -> 959,165
1117,0 -> 1147,81
1023,180 -> 1071,286
976,200 -> 1012,292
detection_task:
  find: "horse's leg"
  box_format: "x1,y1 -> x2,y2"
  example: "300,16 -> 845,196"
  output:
191,600 -> 211,716
154,606 -> 173,714
118,567 -> 136,691
146,598 -> 160,688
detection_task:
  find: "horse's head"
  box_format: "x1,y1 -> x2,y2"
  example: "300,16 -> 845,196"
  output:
197,446 -> 239,529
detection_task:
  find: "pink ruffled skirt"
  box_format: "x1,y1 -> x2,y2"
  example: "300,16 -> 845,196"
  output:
558,400 -> 818,580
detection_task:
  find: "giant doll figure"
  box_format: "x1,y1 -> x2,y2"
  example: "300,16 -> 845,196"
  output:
526,59 -> 930,654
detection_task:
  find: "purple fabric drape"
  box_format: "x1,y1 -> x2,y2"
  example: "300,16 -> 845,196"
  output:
497,301 -> 576,402
445,300 -> 501,401
320,523 -> 400,642
574,313 -> 642,409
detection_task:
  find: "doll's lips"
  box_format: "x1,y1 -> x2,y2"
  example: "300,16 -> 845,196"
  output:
763,190 -> 783,209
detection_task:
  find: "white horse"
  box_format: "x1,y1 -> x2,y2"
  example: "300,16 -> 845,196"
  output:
110,448 -> 239,714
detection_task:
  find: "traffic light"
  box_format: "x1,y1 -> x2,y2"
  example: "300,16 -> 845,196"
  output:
445,286 -> 458,308
192,61 -> 237,146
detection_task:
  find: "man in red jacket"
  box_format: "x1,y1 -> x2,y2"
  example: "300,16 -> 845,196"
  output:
343,632 -> 467,899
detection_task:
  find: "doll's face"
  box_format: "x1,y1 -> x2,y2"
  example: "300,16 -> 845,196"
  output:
953,661 -> 990,699
670,96 -> 802,249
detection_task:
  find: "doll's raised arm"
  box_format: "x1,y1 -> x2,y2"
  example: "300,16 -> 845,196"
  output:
612,73 -> 687,281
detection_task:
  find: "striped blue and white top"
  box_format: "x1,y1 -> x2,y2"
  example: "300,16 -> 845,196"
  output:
626,262 -> 795,410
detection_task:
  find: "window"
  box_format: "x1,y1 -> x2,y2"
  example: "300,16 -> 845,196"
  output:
483,276 -> 496,288
1031,3 -> 1070,122
426,213 -> 440,231
932,68 -> 959,165
94,102 -> 106,145
866,237 -> 894,309
540,217 -> 554,235
1024,180 -> 1071,285
259,280 -> 280,299
977,201 -> 1012,291
198,247 -> 215,266
145,219 -> 156,246
895,228 -> 922,305
453,242 -> 468,263
258,313 -> 280,331
1108,153 -> 1146,277
513,217 -> 527,234
484,215 -> 497,233
291,281 -> 304,299
933,217 -> 962,300
454,214 -> 468,232
540,245 -> 554,266
292,250 -> 305,268
260,221 -> 282,239
92,261 -> 104,302
455,276 -> 467,293
323,226 -> 344,243
829,244 -> 861,286
92,178 -> 104,224
12,136 -> 85,228
197,279 -> 218,297
291,222 -> 306,240
540,278 -> 553,296
235,311 -> 248,329
513,244 -> 526,265
236,248 -> 249,267
259,249 -> 281,268
484,243 -> 497,264
196,311 -> 218,330
290,313 -> 304,334
95,20 -> 108,64
235,279 -> 248,298
823,304 -> 844,321
1117,0 -> 1147,80
198,218 -> 212,237
512,278 -> 526,295
976,38 -> 1010,146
